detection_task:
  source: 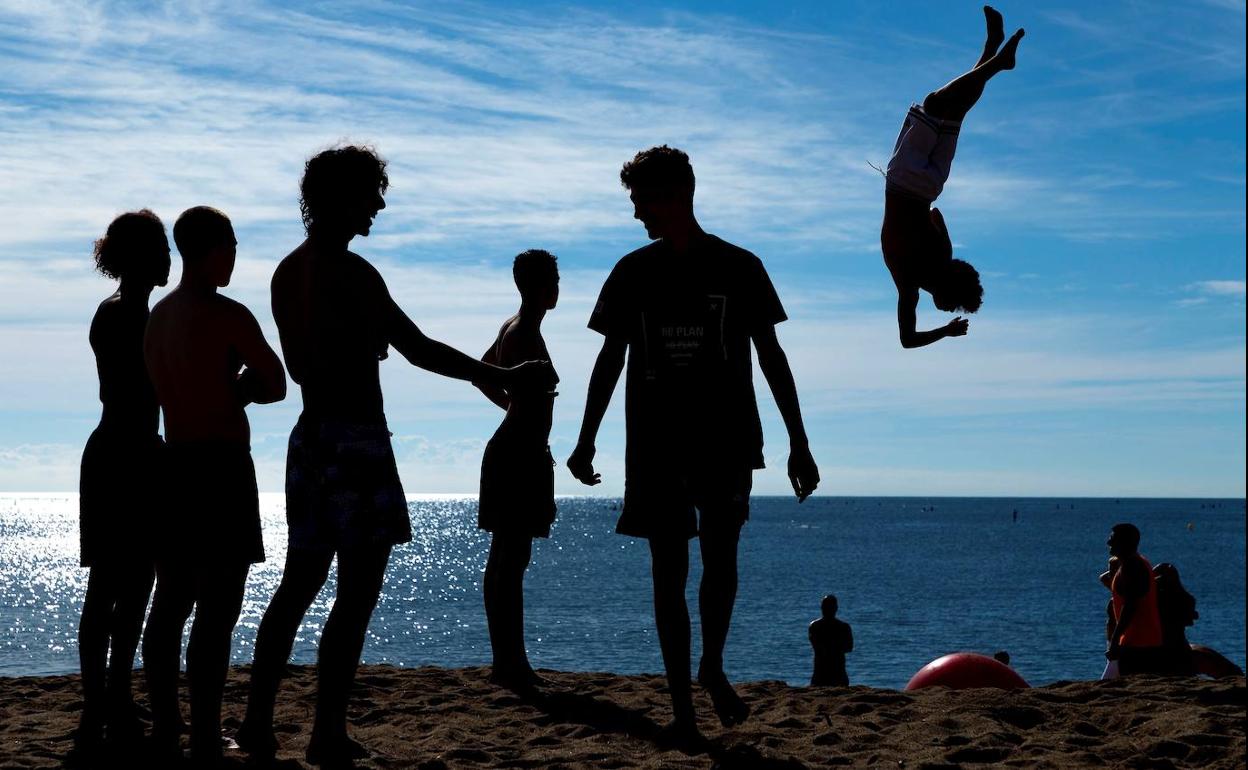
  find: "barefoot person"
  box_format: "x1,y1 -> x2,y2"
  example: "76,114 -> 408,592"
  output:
881,6 -> 1024,347
142,206 -> 287,763
567,145 -> 819,743
474,249 -> 560,694
240,145 -> 553,766
73,211 -> 171,758
809,595 -> 853,687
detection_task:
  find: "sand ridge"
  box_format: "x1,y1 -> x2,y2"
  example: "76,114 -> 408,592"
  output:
0,665 -> 1243,768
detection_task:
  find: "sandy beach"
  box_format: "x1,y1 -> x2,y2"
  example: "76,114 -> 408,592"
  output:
0,665 -> 1242,769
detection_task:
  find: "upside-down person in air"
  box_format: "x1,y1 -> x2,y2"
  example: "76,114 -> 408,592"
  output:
881,6 -> 1023,348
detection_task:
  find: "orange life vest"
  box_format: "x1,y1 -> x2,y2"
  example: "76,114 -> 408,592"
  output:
1111,554 -> 1163,647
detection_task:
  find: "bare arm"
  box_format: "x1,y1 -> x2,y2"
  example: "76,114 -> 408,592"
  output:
566,335 -> 627,486
270,267 -> 305,386
898,288 -> 966,349
474,339 -> 511,411
753,324 -> 819,501
232,306 -> 287,406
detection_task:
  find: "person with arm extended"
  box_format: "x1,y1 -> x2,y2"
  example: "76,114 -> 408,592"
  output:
240,145 -> 551,766
567,145 -> 819,745
881,6 -> 1024,348
73,210 -> 171,759
142,206 -> 286,764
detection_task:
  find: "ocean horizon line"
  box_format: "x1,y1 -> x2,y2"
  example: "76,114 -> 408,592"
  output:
2,491 -> 1244,501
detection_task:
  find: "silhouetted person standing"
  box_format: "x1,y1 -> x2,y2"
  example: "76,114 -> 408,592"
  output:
567,145 -> 819,743
240,145 -> 552,766
1104,523 -> 1165,675
142,206 -> 287,763
809,595 -> 852,687
881,7 -> 1024,347
475,249 -> 560,694
73,210 -> 171,758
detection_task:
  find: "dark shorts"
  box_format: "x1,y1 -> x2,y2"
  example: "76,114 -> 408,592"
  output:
79,427 -> 163,567
286,416 -> 411,553
478,437 -> 556,538
1118,646 -> 1169,676
619,462 -> 753,540
160,441 -> 264,566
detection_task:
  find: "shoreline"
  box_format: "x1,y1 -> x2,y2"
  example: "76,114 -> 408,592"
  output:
1,665 -> 1243,768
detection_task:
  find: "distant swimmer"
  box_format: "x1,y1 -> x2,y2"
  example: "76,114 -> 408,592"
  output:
880,6 -> 1024,348
993,650 -> 1011,667
809,595 -> 853,687
74,210 -> 171,760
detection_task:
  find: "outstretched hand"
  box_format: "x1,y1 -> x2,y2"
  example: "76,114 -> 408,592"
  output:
788,444 -> 820,503
945,317 -> 969,337
567,443 -> 601,486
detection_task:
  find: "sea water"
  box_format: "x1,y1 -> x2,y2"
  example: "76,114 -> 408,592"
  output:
1,494 -> 1243,688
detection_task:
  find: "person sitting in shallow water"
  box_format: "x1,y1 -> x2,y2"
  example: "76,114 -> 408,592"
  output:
73,210 -> 171,759
474,249 -> 561,694
809,595 -> 853,687
880,6 -> 1024,347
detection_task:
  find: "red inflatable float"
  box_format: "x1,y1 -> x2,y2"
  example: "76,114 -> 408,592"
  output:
905,653 -> 1030,691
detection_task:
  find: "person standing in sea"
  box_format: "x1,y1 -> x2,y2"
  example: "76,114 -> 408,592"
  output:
143,206 -> 287,764
239,145 -> 554,766
72,210 -> 171,760
567,145 -> 820,744
474,249 -> 561,694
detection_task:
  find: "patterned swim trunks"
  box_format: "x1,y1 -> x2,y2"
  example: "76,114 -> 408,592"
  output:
285,416 -> 411,552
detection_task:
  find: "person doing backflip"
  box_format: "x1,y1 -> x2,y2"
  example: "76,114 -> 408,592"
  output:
881,6 -> 1024,348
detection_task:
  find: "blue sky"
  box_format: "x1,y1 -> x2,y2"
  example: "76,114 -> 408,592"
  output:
0,0 -> 1243,496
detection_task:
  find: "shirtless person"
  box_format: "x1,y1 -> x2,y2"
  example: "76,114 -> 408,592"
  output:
808,595 -> 853,687
143,206 -> 287,763
240,145 -> 552,766
474,249 -> 560,693
881,6 -> 1024,348
568,145 -> 819,744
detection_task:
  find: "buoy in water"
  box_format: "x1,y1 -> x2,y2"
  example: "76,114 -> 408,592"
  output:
904,653 -> 1030,691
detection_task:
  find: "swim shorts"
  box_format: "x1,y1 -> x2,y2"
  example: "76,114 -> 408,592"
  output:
885,103 -> 961,203
160,440 -> 264,565
79,427 -> 163,566
618,461 -> 753,540
285,416 -> 411,553
478,437 -> 556,538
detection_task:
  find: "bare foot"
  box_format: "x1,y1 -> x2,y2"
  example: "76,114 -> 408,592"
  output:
994,28 -> 1025,71
983,6 -> 1005,52
697,669 -> 750,727
654,718 -> 707,752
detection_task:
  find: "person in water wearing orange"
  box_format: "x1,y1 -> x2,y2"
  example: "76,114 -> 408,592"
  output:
1104,523 -> 1165,675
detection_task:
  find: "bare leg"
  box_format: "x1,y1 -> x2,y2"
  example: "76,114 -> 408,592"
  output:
77,566 -> 117,746
696,526 -> 749,727
484,533 -> 535,686
648,537 -> 697,736
307,544 -> 391,764
924,25 -> 1024,122
239,548 -> 333,754
143,562 -> 196,754
186,563 -> 249,763
103,560 -> 154,742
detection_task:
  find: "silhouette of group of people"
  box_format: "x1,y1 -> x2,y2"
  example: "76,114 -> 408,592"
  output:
73,9 -> 1035,765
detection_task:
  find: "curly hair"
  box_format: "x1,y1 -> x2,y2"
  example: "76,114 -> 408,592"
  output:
513,249 -> 558,295
620,145 -> 695,196
931,258 -> 983,314
92,209 -> 167,280
300,144 -> 390,232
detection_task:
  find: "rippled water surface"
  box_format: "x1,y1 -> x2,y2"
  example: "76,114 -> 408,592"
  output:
1,494 -> 1243,687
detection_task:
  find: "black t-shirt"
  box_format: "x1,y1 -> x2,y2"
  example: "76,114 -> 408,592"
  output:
588,234 -> 787,471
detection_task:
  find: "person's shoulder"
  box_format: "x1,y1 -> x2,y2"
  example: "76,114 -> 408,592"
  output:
212,293 -> 261,326
705,234 -> 759,262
